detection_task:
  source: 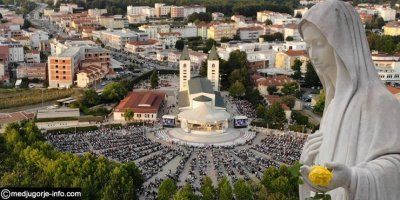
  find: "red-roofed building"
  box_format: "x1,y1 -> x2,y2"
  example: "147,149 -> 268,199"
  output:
0,111 -> 35,131
114,91 -> 167,122
256,75 -> 293,95
125,39 -> 163,54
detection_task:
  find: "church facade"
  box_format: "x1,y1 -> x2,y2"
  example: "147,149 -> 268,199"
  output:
177,45 -> 231,133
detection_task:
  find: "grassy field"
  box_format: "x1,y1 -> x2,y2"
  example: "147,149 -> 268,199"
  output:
0,88 -> 81,109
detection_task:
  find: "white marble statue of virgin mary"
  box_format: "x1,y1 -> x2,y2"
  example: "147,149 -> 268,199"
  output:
298,0 -> 400,199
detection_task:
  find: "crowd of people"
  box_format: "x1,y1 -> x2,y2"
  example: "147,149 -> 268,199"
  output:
46,125 -> 307,200
252,130 -> 307,165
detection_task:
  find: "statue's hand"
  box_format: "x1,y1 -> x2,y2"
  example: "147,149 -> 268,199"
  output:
300,163 -> 351,193
300,131 -> 323,166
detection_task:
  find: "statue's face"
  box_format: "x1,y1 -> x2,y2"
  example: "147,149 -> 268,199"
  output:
302,22 -> 336,74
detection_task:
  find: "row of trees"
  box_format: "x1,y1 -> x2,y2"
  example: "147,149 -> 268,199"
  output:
367,32 -> 400,54
158,164 -> 301,200
0,121 -> 144,199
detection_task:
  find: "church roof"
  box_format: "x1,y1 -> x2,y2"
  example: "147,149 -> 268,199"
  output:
188,77 -> 214,95
180,45 -> 190,60
193,95 -> 212,102
178,90 -> 225,108
208,45 -> 219,60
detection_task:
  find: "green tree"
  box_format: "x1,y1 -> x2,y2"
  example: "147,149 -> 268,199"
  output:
204,38 -> 217,53
158,178 -> 177,200
200,176 -> 215,200
265,19 -> 273,25
233,179 -> 253,200
227,50 -> 248,70
123,109 -> 134,122
285,36 -> 294,41
187,12 -> 212,23
229,80 -> 246,97
220,37 -> 232,43
280,96 -> 295,109
175,39 -> 185,50
313,90 -> 325,114
218,177 -> 233,200
150,70 -> 159,89
229,68 -> 249,85
102,82 -> 128,102
102,166 -> 135,200
266,102 -> 287,129
281,82 -> 299,96
267,86 -> 278,95
304,62 -> 322,88
173,184 -> 198,200
257,104 -> 266,118
291,59 -> 302,80
81,89 -> 101,108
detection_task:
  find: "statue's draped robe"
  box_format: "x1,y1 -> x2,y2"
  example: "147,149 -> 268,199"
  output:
298,0 -> 400,199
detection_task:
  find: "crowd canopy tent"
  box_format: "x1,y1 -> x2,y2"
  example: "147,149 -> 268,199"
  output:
178,104 -> 230,124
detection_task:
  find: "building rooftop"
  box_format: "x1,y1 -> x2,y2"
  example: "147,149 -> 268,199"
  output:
115,91 -> 166,113
188,77 -> 214,95
193,95 -> 212,102
58,46 -> 81,57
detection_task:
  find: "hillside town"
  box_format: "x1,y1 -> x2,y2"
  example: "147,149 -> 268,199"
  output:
0,0 -> 399,199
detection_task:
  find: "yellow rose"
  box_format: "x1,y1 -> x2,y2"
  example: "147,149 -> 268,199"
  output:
308,165 -> 333,187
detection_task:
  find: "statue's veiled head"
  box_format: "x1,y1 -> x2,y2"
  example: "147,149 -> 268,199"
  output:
298,0 -> 382,94
301,21 -> 337,83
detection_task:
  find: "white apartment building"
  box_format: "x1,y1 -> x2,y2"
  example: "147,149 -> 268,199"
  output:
171,23 -> 198,38
0,41 -> 24,62
139,24 -> 170,39
238,26 -> 264,41
24,30 -> 49,49
127,6 -> 150,15
96,29 -> 149,50
257,10 -> 299,25
157,32 -> 181,48
183,5 -> 206,18
371,52 -> 400,82
376,5 -> 396,21
155,3 -> 171,17
25,50 -> 40,63
59,3 -> 78,14
284,23 -> 301,41
218,41 -> 277,68
88,8 -> 107,17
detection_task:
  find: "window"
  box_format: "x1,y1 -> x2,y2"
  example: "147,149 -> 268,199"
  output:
62,60 -> 66,63
55,65 -> 58,68
212,64 -> 215,68
56,76 -> 59,79
63,66 -> 66,69
183,64 -> 186,68
63,76 -> 66,79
